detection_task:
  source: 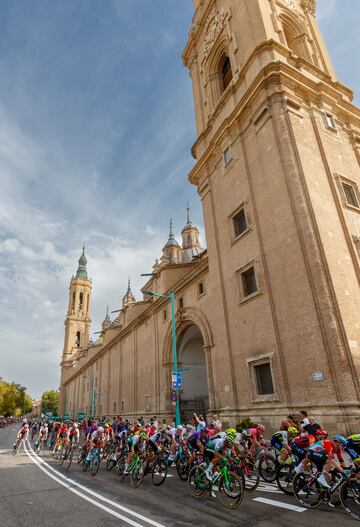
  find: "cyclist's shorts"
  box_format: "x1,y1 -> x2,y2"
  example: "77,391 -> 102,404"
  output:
188,438 -> 199,452
148,440 -> 158,453
271,439 -> 284,452
307,449 -> 328,468
290,442 -> 306,461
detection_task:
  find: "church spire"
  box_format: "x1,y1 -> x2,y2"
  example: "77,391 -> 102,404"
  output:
76,244 -> 88,279
122,276 -> 136,308
102,305 -> 111,330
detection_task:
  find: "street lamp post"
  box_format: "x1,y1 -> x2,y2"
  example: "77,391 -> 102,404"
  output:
144,288 -> 180,426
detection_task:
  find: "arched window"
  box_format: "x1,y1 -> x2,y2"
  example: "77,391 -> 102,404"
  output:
187,234 -> 192,245
76,331 -> 81,347
217,54 -> 233,95
281,16 -> 311,63
71,292 -> 75,313
79,292 -> 83,310
87,294 -> 89,314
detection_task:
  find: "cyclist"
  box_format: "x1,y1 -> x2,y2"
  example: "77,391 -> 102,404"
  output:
270,427 -> 299,463
86,425 -> 105,462
124,429 -> 147,474
249,424 -> 266,457
187,427 -> 208,466
15,423 -> 29,449
68,422 -> 80,447
298,429 -> 347,488
167,425 -> 185,462
333,434 -> 360,468
35,422 -> 48,450
204,428 -> 237,481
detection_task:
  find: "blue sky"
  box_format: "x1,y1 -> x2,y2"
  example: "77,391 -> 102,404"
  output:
0,0 -> 359,399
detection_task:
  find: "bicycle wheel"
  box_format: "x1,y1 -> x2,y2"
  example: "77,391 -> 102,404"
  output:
217,471 -> 244,509
176,454 -> 190,481
340,478 -> 360,521
243,460 -> 260,491
276,464 -> 295,495
293,473 -> 324,508
106,455 -> 117,472
82,458 -> 90,471
187,465 -> 209,498
59,445 -> 66,465
152,457 -> 168,486
130,460 -> 145,488
91,452 -> 100,476
259,454 -> 277,482
76,447 -> 85,464
116,455 -> 127,481
66,447 -> 74,470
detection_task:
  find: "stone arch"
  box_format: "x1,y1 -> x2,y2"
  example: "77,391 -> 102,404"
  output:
279,12 -> 313,63
206,37 -> 233,105
162,306 -> 216,413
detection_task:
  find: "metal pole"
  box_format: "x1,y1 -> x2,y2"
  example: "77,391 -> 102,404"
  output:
170,289 -> 180,426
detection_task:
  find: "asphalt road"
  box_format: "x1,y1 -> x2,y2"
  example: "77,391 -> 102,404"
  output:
0,426 -> 358,526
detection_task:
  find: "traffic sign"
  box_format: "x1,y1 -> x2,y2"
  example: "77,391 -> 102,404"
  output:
170,390 -> 177,401
171,371 -> 182,390
45,412 -> 53,418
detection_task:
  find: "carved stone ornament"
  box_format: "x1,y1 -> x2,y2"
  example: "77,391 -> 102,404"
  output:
284,0 -> 297,11
301,0 -> 317,15
203,7 -> 227,60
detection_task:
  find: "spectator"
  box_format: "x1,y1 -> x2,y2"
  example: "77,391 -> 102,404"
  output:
306,416 -> 322,435
299,410 -> 310,436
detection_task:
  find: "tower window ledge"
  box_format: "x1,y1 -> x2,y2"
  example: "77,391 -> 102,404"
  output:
239,289 -> 263,305
231,225 -> 252,246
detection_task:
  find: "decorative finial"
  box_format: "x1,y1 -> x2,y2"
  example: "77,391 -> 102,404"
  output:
169,219 -> 173,237
127,276 -> 131,292
106,305 -> 109,316
187,202 -> 192,225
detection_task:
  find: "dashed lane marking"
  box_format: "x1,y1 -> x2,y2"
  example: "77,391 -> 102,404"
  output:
24,441 -> 166,527
253,497 -> 306,512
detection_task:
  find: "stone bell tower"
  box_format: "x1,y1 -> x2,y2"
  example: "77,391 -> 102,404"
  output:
183,0 -> 360,432
62,246 -> 92,361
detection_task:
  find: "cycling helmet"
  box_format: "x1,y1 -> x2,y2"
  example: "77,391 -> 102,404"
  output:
73,423 -> 79,429
140,431 -> 148,440
104,423 -> 110,429
226,428 -> 237,438
226,435 -> 236,444
98,426 -> 104,433
288,427 -> 298,435
257,424 -> 265,432
333,434 -> 347,446
315,428 -> 328,438
24,424 -> 29,429
177,425 -> 184,431
186,424 -> 193,430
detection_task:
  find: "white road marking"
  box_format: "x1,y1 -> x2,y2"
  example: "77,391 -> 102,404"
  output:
25,441 -> 166,527
253,497 -> 306,512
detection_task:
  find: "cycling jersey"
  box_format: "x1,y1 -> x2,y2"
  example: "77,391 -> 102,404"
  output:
346,435 -> 360,462
249,428 -> 263,442
167,428 -> 184,442
206,436 -> 226,452
271,431 -> 288,452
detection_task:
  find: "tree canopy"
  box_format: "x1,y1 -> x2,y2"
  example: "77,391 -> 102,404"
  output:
0,379 -> 32,417
41,390 -> 59,415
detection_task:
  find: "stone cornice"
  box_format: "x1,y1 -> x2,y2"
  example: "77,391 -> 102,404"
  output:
62,256 -> 209,385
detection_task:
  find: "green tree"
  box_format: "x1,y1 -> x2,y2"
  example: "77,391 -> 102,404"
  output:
0,379 -> 34,416
41,390 -> 59,415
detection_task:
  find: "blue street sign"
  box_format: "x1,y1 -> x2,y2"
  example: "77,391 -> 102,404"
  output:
170,390 -> 177,401
171,371 -> 182,390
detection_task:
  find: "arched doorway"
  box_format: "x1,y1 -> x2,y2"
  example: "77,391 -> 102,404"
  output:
178,324 -> 209,420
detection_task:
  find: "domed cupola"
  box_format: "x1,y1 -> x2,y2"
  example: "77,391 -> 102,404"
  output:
122,277 -> 136,308
76,244 -> 88,279
162,220 -> 181,264
181,204 -> 204,263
